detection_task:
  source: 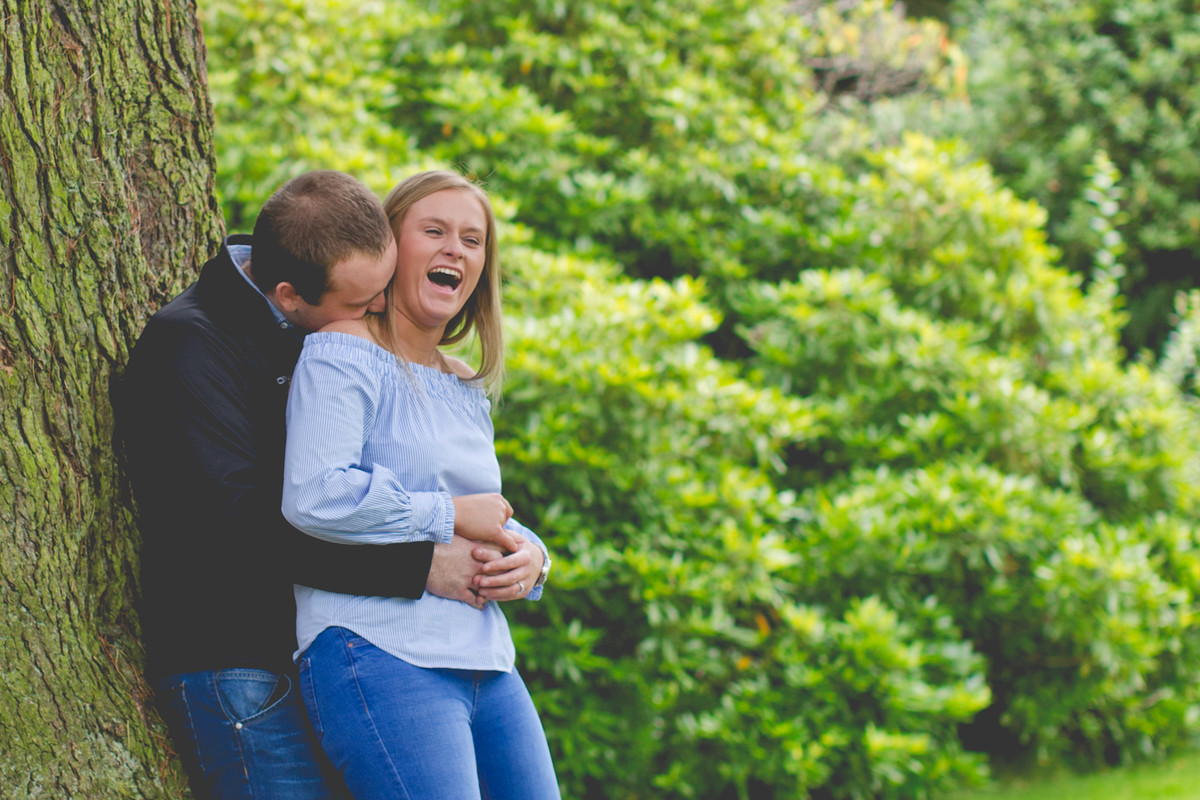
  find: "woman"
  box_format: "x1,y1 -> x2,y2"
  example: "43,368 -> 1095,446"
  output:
282,170 -> 559,799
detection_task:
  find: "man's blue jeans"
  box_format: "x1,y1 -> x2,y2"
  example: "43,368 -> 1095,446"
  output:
299,626 -> 560,800
156,668 -> 346,800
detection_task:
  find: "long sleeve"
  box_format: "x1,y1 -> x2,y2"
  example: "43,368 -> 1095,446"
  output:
290,332 -> 534,671
283,337 -> 455,545
120,267 -> 437,678
122,315 -> 436,595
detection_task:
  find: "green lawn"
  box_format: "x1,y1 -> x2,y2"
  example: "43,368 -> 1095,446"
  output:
956,752 -> 1200,800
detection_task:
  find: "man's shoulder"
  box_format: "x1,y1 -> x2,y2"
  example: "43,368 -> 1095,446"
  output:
142,236 -> 255,330
145,282 -> 206,326
133,284 -> 227,356
136,247 -> 265,352
129,285 -> 265,377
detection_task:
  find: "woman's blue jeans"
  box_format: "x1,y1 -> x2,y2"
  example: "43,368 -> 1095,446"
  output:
155,668 -> 346,799
299,626 -> 560,800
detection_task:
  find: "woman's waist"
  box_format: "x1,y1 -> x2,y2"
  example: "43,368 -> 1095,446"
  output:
295,589 -> 515,670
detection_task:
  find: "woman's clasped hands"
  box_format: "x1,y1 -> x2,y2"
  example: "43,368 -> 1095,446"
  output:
425,492 -> 545,609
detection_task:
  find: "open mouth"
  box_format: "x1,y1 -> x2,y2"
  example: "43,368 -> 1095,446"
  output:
428,267 -> 462,289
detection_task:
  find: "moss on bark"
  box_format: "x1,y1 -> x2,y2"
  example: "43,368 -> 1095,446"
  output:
0,1 -> 222,796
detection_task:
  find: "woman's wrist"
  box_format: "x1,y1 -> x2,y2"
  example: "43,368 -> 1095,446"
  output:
532,543 -> 551,589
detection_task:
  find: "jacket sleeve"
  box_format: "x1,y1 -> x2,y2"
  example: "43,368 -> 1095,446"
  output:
120,315 -> 431,599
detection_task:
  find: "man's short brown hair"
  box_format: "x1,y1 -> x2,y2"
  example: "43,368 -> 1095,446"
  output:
251,170 -> 392,304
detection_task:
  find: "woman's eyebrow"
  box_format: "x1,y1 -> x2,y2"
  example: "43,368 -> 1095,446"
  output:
415,215 -> 483,234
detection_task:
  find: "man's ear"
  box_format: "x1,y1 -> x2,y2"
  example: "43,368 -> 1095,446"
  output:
273,282 -> 302,312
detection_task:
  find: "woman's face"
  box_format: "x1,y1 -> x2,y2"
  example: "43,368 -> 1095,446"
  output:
390,188 -> 487,333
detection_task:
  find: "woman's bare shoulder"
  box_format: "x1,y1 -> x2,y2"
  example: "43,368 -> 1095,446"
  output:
318,317 -> 373,339
441,353 -> 478,380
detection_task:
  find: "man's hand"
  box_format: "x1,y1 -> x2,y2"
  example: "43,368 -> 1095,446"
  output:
425,535 -> 501,609
472,538 -> 545,602
452,493 -> 521,552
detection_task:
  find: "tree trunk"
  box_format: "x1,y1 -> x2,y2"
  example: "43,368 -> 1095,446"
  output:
0,1 -> 221,796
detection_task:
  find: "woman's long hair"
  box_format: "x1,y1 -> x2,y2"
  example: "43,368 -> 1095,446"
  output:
373,170 -> 504,396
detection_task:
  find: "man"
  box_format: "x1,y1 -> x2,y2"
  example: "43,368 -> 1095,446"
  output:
119,171 -> 539,799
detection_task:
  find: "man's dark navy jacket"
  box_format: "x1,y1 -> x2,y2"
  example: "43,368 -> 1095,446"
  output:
119,236 -> 432,680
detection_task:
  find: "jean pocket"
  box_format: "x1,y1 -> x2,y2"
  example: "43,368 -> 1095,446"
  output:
214,668 -> 288,723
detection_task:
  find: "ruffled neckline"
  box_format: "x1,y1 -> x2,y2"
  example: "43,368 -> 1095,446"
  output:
303,331 -> 486,404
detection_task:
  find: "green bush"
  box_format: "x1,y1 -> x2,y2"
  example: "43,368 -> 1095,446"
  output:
202,0 -> 435,226
942,0 -> 1200,353
496,241 -> 989,797
791,462 -> 1200,765
731,135 -> 1200,764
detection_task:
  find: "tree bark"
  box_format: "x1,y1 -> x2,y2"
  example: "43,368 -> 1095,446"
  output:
0,1 -> 221,796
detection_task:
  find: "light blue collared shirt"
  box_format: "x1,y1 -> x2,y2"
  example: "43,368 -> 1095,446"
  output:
282,332 -> 543,672
230,244 -> 302,338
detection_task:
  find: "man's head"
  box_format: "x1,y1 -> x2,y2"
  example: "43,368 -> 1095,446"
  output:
250,170 -> 395,332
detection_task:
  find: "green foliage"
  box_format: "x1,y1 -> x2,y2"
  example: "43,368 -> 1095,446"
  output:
940,0 -> 1200,353
497,243 -> 988,798
405,0 -> 833,300
737,136 -> 1198,519
201,0 -> 1200,796
795,464 -> 1200,765
202,0 -> 435,225
731,134 -> 1200,765
1159,289 -> 1200,398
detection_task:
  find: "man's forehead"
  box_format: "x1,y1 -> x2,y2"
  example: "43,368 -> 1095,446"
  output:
327,246 -> 394,291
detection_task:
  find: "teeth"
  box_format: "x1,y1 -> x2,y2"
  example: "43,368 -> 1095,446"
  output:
428,267 -> 462,287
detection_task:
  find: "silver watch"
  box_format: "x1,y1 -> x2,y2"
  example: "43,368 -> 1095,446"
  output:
533,547 -> 552,589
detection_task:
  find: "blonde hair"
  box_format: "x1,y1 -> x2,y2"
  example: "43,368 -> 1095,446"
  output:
372,171 -> 504,395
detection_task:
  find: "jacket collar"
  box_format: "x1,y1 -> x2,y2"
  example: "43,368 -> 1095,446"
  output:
195,235 -> 294,337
